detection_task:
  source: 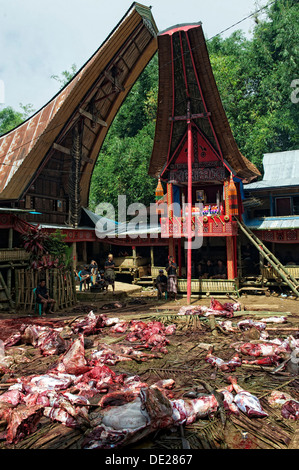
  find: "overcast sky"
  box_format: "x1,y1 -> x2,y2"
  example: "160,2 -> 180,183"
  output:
0,0 -> 269,114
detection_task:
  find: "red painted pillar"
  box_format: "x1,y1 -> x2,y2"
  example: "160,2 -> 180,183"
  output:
177,238 -> 182,277
226,236 -> 237,279
187,104 -> 193,304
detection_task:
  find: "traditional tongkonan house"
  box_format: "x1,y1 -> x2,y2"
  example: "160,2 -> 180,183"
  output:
0,3 -> 158,308
148,23 -> 261,303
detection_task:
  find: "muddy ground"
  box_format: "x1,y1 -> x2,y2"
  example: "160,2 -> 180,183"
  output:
0,290 -> 298,450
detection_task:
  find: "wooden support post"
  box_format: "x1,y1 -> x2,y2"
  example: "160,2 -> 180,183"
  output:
72,242 -> 77,270
167,183 -> 175,259
237,237 -> 242,280
7,228 -> 13,294
82,241 -> 87,264
178,238 -> 182,277
226,236 -> 236,280
187,104 -> 193,304
150,245 -> 154,268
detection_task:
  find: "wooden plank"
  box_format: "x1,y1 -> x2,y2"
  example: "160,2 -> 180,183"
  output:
53,143 -> 71,155
78,108 -> 107,127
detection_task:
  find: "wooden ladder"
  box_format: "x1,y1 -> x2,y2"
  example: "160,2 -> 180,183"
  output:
235,217 -> 299,297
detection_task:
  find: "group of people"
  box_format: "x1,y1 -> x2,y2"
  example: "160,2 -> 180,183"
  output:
155,256 -> 227,302
75,254 -> 116,293
35,254 -> 228,315
197,259 -> 227,279
155,255 -> 178,301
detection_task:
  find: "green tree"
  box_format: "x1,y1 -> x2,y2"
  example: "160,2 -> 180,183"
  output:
89,55 -> 158,213
208,0 -> 299,171
50,63 -> 77,89
0,103 -> 35,136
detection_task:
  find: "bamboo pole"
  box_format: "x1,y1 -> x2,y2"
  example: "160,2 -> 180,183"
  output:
236,218 -> 299,296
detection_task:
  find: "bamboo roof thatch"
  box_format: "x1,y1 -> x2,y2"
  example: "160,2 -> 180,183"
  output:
148,23 -> 260,182
0,3 -> 158,204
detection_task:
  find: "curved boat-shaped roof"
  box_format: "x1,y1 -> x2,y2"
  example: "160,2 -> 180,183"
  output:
0,2 -> 158,204
148,23 -> 260,181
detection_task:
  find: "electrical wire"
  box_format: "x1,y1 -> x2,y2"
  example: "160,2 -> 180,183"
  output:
0,0 -> 279,172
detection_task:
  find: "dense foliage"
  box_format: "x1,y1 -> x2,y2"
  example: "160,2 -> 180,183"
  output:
208,0 -> 299,171
90,0 -> 298,210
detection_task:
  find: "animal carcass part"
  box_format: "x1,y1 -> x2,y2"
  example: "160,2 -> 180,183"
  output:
205,350 -> 242,371
227,376 -> 268,418
54,334 -> 90,375
281,400 -> 299,421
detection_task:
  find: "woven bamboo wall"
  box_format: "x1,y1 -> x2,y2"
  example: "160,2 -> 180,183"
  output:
15,268 -> 76,312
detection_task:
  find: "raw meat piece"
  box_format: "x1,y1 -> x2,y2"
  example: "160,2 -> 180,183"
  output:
0,389 -> 23,407
237,320 -> 266,331
260,316 -> 287,323
38,329 -> 67,356
218,387 -> 239,415
152,379 -> 175,390
22,391 -> 52,407
20,324 -> 67,356
6,404 -> 44,444
231,341 -> 289,357
110,321 -> 128,333
122,376 -> 148,394
45,393 -> 90,428
3,332 -> 22,348
43,407 -> 79,428
228,376 -> 268,418
23,373 -> 75,394
178,300 -> 240,317
178,306 -> 201,315
104,317 -> 119,326
242,356 -> 282,366
89,343 -> 132,366
268,390 -> 294,408
281,400 -> 299,420
217,320 -> 237,332
21,324 -> 42,346
54,334 -> 90,375
125,320 -> 174,353
210,298 -> 227,311
205,350 -> 242,371
71,311 -> 107,335
101,302 -> 124,310
171,395 -> 218,425
144,333 -> 169,350
164,324 -> 176,335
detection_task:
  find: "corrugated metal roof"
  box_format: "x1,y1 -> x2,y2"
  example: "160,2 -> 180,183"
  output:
82,207 -> 119,226
245,150 -> 299,191
245,215 -> 299,230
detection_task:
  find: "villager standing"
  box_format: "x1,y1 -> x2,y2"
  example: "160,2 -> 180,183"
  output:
89,259 -> 98,275
104,253 -> 116,293
166,255 -> 177,301
89,259 -> 98,286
